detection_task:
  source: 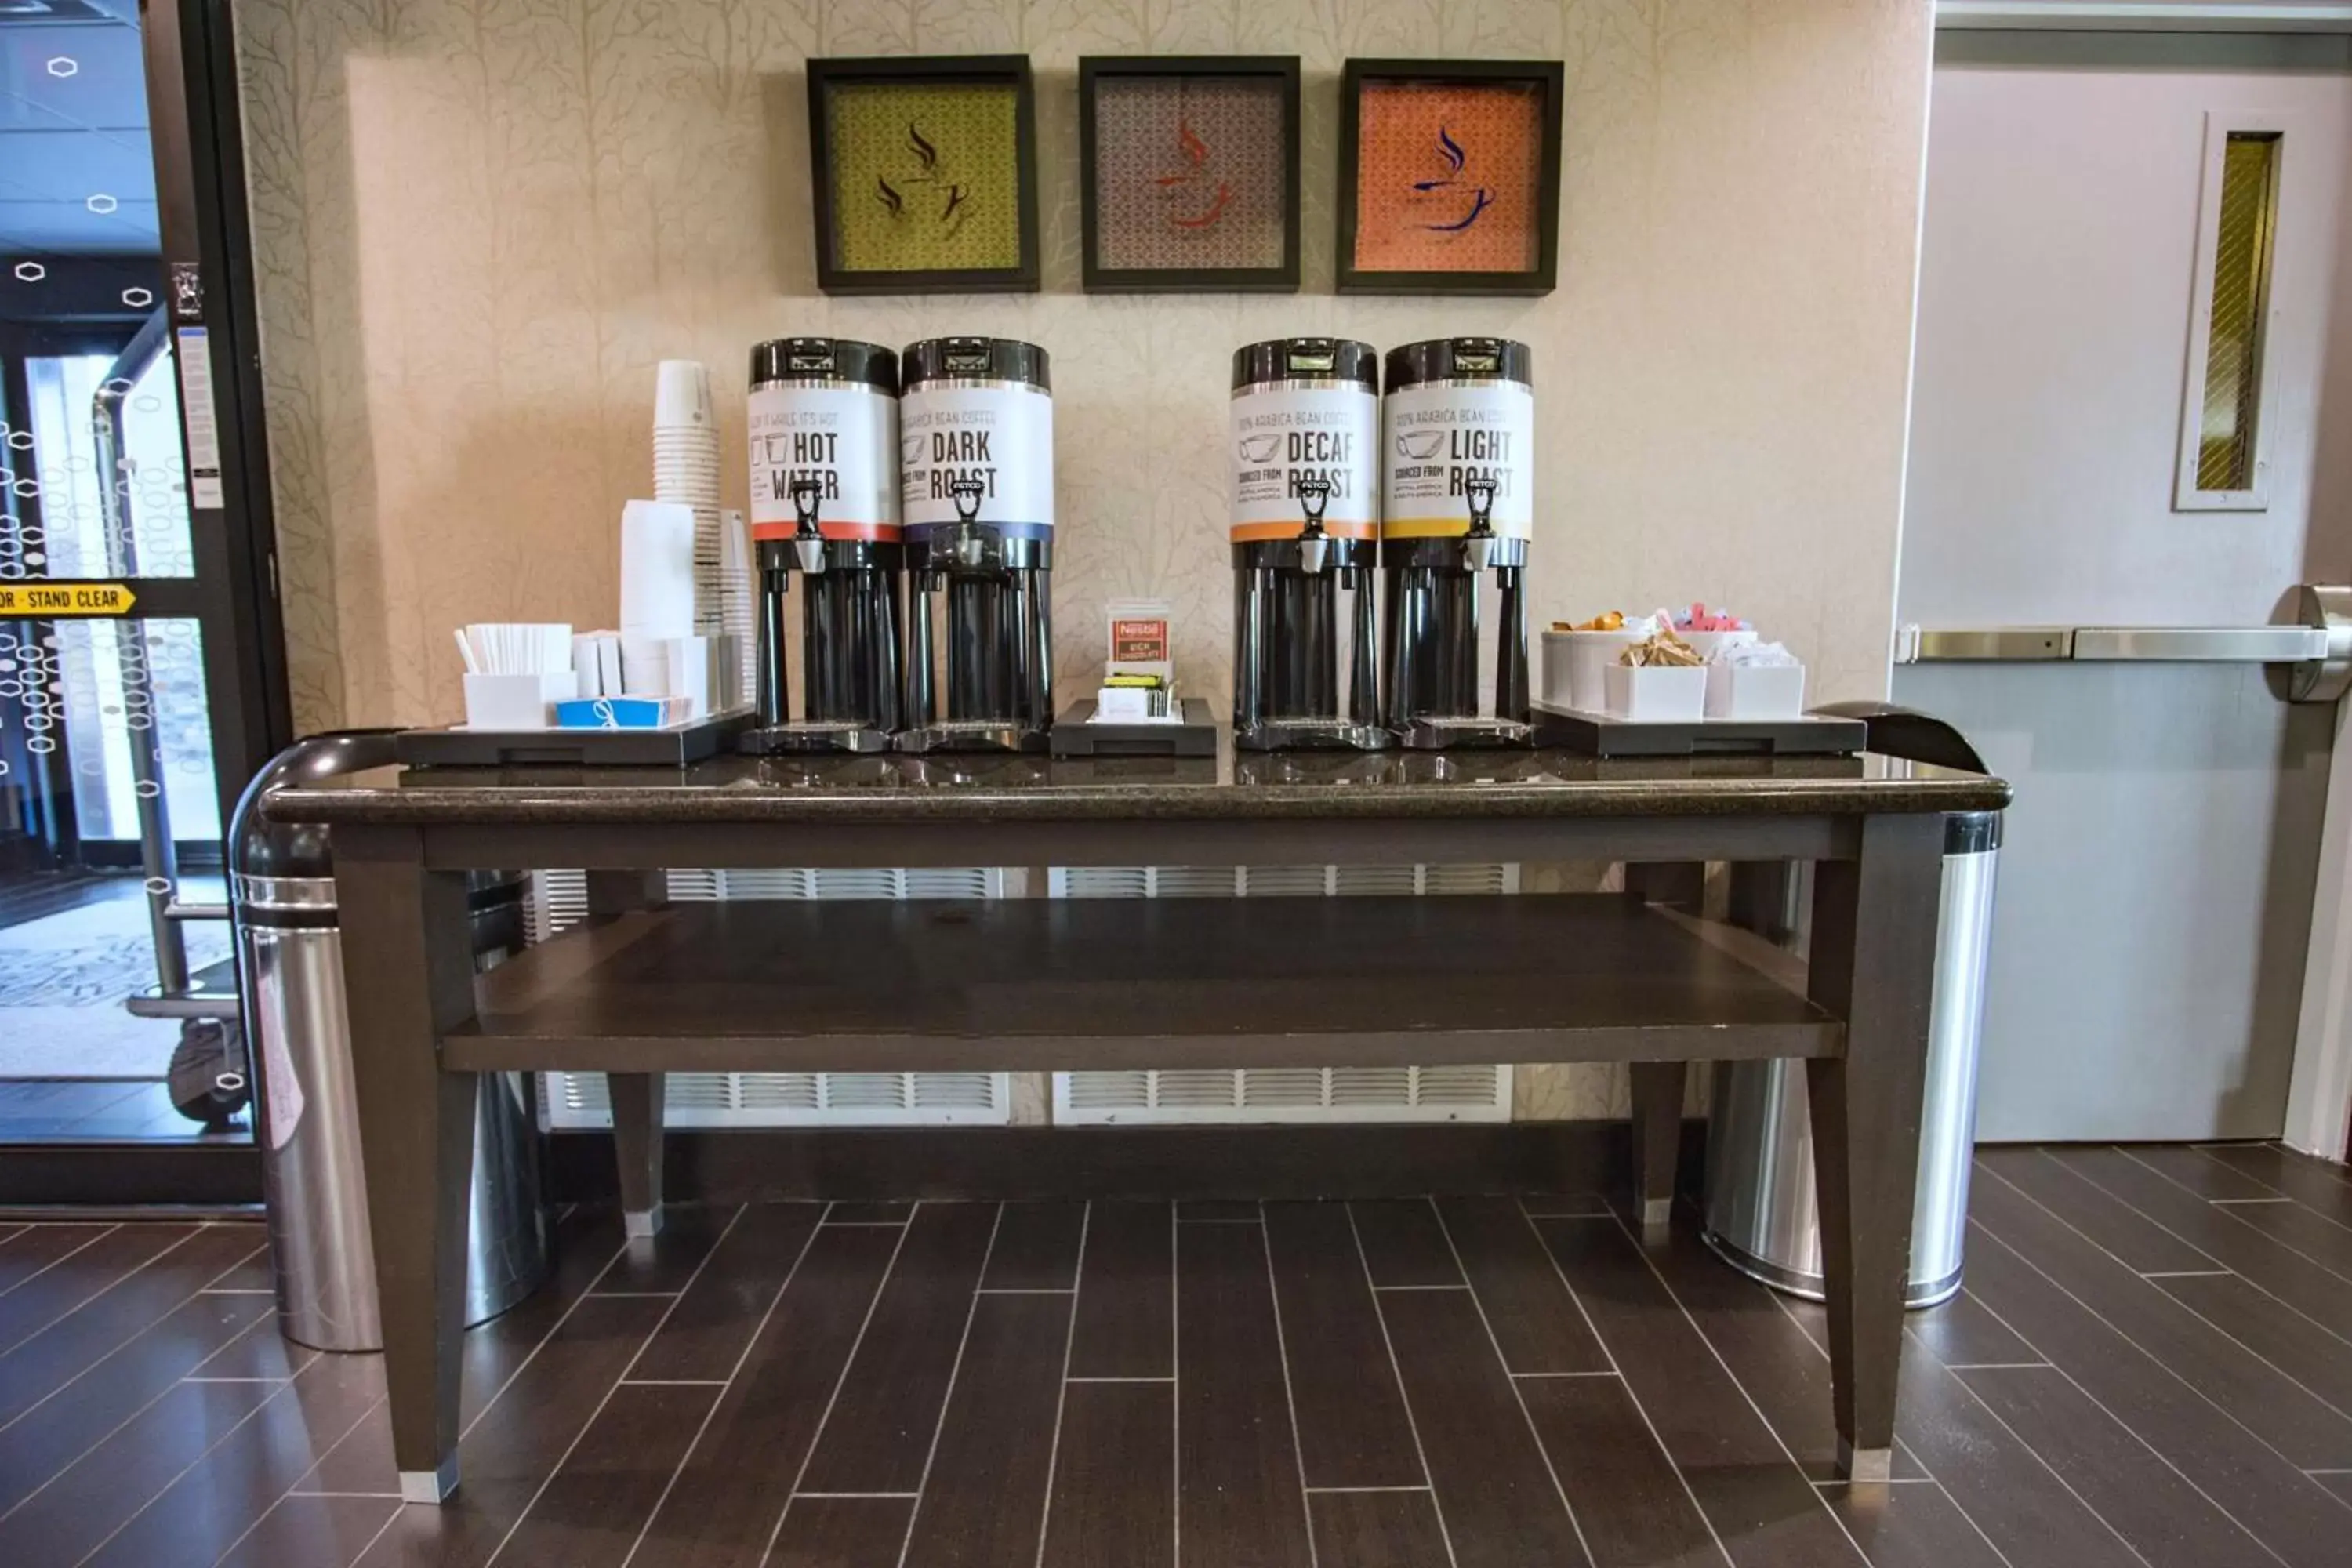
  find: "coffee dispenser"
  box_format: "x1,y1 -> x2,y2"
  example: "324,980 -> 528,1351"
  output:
739,337 -> 902,753
897,338 -> 1056,753
1229,339 -> 1387,751
1381,338 -> 1534,748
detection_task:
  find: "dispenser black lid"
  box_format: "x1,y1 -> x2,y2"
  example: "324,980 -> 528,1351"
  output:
1231,339 -> 1378,393
748,337 -> 897,393
900,336 -> 1051,394
1384,337 -> 1533,392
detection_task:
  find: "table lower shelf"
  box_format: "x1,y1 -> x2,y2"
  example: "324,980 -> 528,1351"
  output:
447,893 -> 1838,1073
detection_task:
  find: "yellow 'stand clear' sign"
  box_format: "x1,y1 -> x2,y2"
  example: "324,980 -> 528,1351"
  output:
0,583 -> 138,617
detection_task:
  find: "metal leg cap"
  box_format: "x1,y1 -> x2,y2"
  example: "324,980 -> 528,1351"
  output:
399,1459 -> 459,1504
1837,1441 -> 1893,1485
625,1205 -> 666,1240
1638,1197 -> 1673,1232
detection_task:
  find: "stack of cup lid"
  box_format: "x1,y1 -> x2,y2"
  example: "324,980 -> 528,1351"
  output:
652,360 -> 725,637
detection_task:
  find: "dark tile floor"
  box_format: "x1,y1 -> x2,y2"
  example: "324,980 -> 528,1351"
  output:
1,1142 -> 2350,1566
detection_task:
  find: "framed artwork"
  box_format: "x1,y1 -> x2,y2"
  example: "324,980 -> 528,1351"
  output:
1336,59 -> 1563,296
1080,56 -> 1301,293
807,55 -> 1040,295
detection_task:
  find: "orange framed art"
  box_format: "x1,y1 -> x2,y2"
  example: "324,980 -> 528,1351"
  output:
1336,59 -> 1563,296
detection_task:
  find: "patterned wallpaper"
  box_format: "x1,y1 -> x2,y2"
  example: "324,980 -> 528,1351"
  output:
233,0 -> 1931,1120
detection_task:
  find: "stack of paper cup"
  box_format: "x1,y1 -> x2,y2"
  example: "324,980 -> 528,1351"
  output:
652,360 -> 724,637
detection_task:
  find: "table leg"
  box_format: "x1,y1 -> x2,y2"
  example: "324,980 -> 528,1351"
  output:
586,873 -> 669,1237
1805,813 -> 1942,1483
610,1073 -> 666,1237
336,829 -> 481,1504
1627,1062 -> 1685,1234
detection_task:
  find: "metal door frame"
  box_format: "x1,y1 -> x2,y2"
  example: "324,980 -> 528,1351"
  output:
0,0 -> 286,1204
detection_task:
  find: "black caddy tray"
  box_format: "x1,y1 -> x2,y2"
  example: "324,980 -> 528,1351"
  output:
1531,702 -> 1865,758
1051,698 -> 1221,757
396,709 -> 755,768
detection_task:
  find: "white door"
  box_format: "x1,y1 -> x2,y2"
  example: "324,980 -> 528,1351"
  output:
1893,30 -> 2352,1142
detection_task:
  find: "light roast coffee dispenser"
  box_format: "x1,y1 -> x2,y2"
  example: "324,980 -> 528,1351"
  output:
739,337 -> 902,754
1381,337 -> 1534,748
1229,339 -> 1388,751
897,338 -> 1055,753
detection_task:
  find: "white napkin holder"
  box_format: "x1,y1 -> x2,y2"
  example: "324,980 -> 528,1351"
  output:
463,670 -> 579,731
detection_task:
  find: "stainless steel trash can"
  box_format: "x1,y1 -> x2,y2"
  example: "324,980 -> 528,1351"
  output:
230,735 -> 550,1352
1702,707 -> 2001,1308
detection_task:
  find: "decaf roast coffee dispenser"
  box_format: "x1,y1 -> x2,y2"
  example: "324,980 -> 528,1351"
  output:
1229,339 -> 1387,751
897,337 -> 1056,753
1381,337 -> 1535,748
739,337 -> 902,753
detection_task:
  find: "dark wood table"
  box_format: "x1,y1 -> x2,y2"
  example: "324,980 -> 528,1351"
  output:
259,746 -> 2009,1505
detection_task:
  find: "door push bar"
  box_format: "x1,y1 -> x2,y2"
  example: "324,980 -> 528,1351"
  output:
1896,583 -> 2352,703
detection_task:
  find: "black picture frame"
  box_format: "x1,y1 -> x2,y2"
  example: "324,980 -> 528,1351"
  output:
1079,55 -> 1301,294
1335,57 -> 1563,297
806,54 -> 1041,296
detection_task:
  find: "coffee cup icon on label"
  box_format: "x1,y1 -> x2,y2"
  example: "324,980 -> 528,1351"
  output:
1237,433 -> 1282,465
902,432 -> 927,468
1396,430 -> 1446,462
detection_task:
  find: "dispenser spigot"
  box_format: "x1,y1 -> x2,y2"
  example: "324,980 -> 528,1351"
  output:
1461,475 -> 1497,573
947,476 -> 988,571
1294,476 -> 1332,575
789,478 -> 828,575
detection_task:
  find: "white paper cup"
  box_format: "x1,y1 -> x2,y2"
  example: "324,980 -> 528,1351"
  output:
653,360 -> 713,429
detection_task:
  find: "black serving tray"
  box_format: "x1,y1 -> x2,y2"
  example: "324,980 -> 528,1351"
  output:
396,709 -> 755,768
1531,702 -> 1865,758
1051,698 -> 1221,757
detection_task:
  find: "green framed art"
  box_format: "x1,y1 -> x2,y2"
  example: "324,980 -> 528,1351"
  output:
807,55 -> 1042,296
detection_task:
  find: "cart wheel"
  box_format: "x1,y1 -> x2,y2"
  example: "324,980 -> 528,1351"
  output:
169,1018 -> 251,1125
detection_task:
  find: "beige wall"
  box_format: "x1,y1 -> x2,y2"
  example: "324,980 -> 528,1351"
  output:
236,0 -> 1931,1122
237,0 -> 1930,734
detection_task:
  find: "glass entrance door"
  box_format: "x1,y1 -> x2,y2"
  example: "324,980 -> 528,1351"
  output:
0,2 -> 286,1199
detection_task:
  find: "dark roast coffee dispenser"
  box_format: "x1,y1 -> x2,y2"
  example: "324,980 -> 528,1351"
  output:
739,337 -> 902,754
896,337 -> 1055,753
1229,339 -> 1388,751
1381,337 -> 1535,749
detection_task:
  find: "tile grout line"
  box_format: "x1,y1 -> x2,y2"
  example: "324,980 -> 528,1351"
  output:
755,1204 -> 921,1568
1029,1200 -> 1091,1568
1304,1485 -> 1436,1494
0,1240 -> 278,1530
1509,1370 -> 1621,1379
204,1376 -> 394,1566
1984,1157 -> 2352,1433
1956,1203 -> 2293,1568
1257,1202 -> 1323,1568
797,1491 -> 920,1499
0,1221 -> 118,1305
1513,1202 -> 1732,1568
1940,1361 -> 2051,1371
2084,1149 -> 2352,1354
893,1201 -> 1007,1568
487,1201 -> 752,1568
618,1378 -> 732,1387
1605,1203 -> 1882,1564
73,1346 -> 362,1566
1373,1283 -> 1470,1292
459,1225 -> 636,1447
2210,1198 -> 2296,1206
1171,1200 -> 1181,1568
1345,1202 -> 1461,1568
619,1204 -> 830,1568
0,1225 -> 227,1439
2117,1147 -> 2352,1307
1424,1199 -> 1599,1568
2136,1270 -> 2231,1279
1748,1274 -> 2005,1564
1065,1374 -> 1171,1383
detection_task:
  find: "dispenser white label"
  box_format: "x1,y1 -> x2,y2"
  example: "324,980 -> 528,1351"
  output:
746,384 -> 899,541
1229,387 -> 1378,540
1382,381 -> 1534,539
899,384 -> 1055,542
